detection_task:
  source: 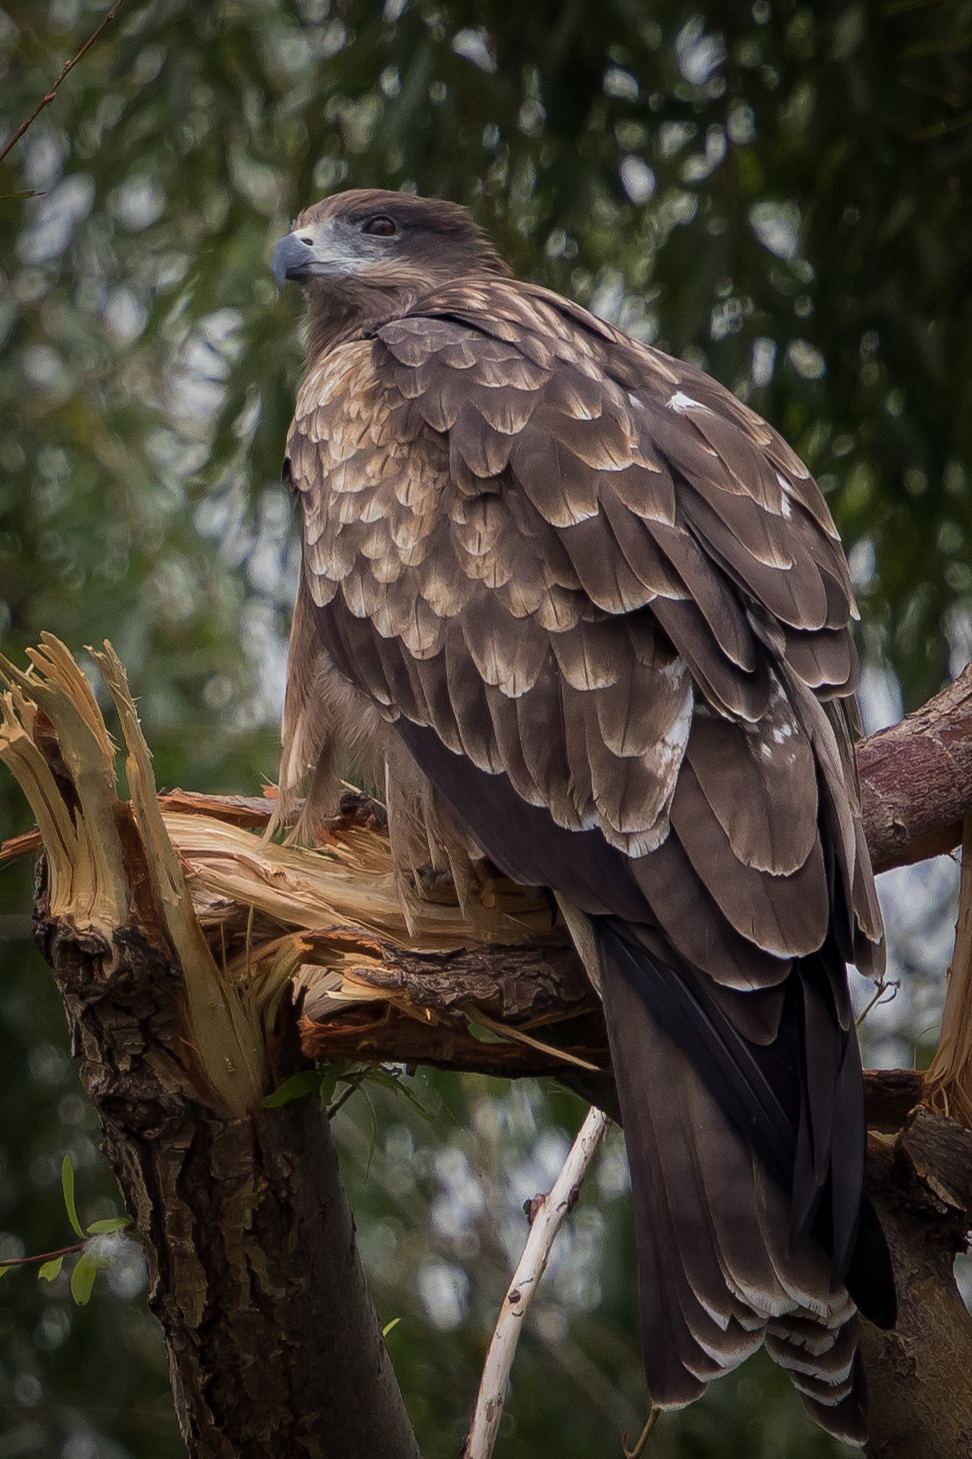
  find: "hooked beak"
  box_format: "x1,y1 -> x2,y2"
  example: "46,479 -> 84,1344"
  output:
272,222 -> 369,287
272,232 -> 320,287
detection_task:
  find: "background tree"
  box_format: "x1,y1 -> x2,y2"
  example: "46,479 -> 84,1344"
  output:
0,2 -> 970,1455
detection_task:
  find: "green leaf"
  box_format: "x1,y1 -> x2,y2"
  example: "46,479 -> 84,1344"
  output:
316,1066 -> 339,1108
262,1070 -> 320,1108
61,1155 -> 84,1238
381,1317 -> 401,1338
70,1252 -> 97,1306
367,1068 -> 434,1122
85,1218 -> 130,1235
38,1257 -> 64,1282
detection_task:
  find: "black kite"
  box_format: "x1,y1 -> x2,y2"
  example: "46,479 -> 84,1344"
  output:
272,189 -> 895,1444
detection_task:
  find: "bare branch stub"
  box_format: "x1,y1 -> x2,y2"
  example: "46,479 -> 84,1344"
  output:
0,641 -> 423,1459
462,1107 -> 611,1459
859,661 -> 972,873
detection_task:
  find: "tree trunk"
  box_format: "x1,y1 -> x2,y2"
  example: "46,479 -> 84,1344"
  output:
36,904 -> 422,1459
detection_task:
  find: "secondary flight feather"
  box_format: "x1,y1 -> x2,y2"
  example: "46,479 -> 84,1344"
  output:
272,188 -> 895,1443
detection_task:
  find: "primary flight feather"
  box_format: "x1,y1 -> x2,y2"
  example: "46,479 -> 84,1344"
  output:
272,188 -> 895,1443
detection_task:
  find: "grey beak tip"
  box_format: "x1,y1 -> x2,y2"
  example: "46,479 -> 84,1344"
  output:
272,233 -> 310,288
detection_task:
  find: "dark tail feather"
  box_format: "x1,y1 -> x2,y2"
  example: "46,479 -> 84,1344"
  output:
845,1196 -> 896,1329
595,923 -> 796,1184
595,922 -> 892,1444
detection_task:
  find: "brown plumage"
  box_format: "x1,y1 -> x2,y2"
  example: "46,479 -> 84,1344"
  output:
271,189 -> 895,1442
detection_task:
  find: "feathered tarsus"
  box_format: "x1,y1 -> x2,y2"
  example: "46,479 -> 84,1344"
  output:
272,188 -> 895,1444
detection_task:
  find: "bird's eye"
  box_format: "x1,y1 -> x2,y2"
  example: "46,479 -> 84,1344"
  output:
361,215 -> 398,237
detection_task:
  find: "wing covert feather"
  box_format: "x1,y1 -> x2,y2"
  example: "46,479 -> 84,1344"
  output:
287,287 -> 879,973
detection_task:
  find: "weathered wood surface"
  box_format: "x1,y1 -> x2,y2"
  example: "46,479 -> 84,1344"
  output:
37,911 -> 422,1459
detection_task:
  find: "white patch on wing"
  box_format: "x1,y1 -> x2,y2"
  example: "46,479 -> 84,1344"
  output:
605,680 -> 695,857
666,390 -> 710,413
767,670 -> 788,710
776,473 -> 794,517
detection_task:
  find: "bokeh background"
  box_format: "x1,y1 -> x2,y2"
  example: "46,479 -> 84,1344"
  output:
1,2 -> 971,1455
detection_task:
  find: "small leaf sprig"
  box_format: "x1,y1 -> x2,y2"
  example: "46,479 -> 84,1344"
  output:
263,1059 -> 433,1123
0,1156 -> 132,1306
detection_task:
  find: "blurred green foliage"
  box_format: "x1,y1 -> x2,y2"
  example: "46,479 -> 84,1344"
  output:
0,0 -> 969,1454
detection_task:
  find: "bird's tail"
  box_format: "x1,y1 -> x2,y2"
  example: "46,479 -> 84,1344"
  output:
596,925 -> 891,1445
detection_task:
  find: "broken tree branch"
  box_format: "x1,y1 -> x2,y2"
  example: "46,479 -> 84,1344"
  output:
34,913 -> 423,1459
7,664 -> 972,879
0,639 -> 422,1459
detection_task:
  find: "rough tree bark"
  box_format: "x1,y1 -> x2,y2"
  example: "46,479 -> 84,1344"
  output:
859,1104 -> 972,1459
3,641 -> 972,1459
38,917 -> 421,1459
1,640 -> 422,1459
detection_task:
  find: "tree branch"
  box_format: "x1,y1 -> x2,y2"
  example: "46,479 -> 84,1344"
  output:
858,1108 -> 972,1459
1,640 -> 421,1459
859,662 -> 972,873
461,1108 -> 612,1459
0,2 -> 127,168
36,912 -> 422,1459
6,663 -> 972,879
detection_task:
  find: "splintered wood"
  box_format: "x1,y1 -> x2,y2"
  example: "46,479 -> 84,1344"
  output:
0,637 -> 601,1086
5,640 -> 972,1098
924,813 -> 972,1128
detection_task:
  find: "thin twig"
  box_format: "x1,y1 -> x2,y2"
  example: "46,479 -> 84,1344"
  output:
622,1407 -> 660,1457
925,812 -> 972,1126
0,1 -> 126,168
462,1106 -> 611,1459
326,1083 -> 357,1120
855,975 -> 900,1027
0,1240 -> 85,1268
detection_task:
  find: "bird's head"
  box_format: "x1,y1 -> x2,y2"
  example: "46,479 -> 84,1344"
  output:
273,189 -> 511,350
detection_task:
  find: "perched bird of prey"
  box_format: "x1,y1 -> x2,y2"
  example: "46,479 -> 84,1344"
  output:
272,189 -> 895,1442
